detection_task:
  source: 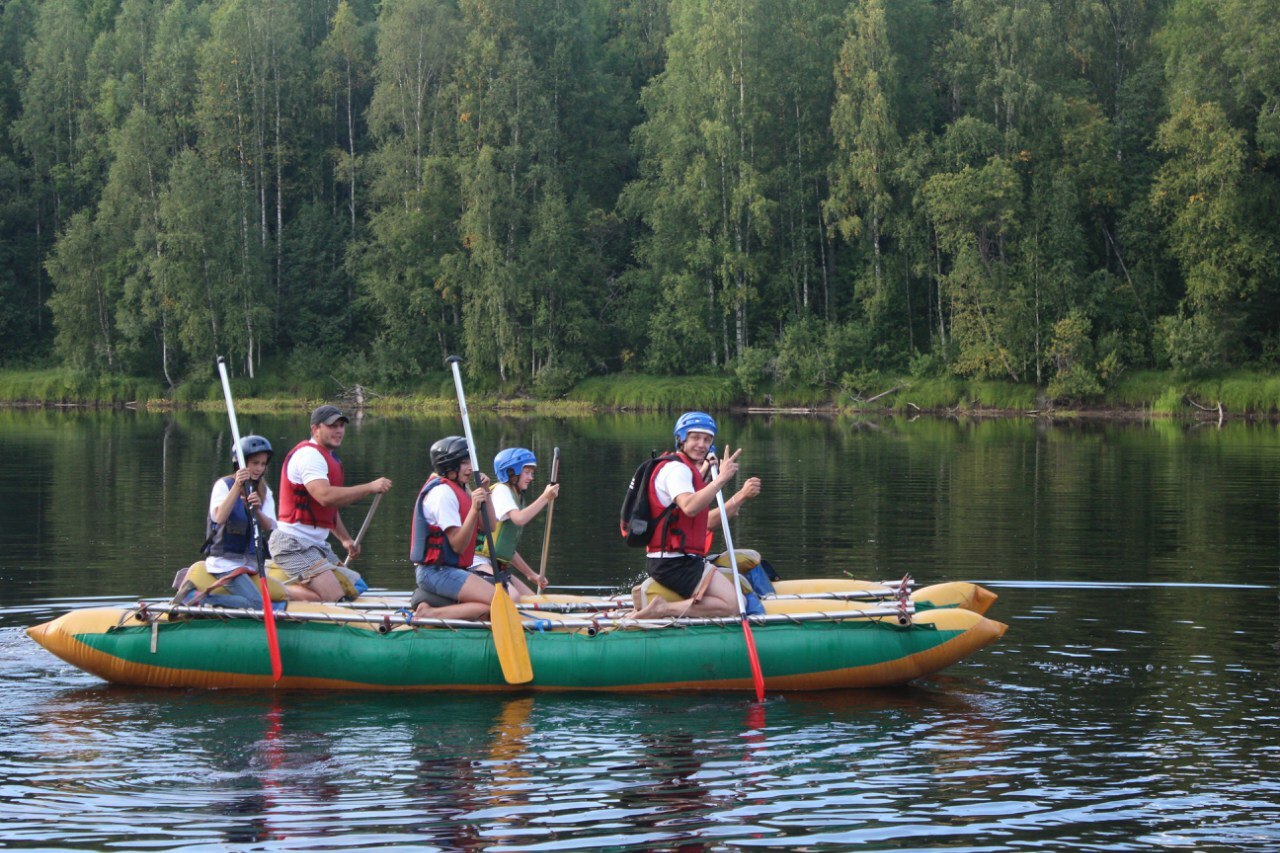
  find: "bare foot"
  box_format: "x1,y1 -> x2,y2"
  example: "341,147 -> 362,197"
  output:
633,596 -> 676,619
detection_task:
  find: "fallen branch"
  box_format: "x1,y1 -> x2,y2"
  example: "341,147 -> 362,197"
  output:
331,379 -> 384,410
1184,396 -> 1217,412
861,385 -> 902,405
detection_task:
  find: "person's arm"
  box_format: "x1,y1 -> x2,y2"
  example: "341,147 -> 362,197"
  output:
510,551 -> 546,589
445,485 -> 489,554
673,447 -> 742,518
210,473 -> 245,525
212,470 -> 274,529
708,476 -> 761,527
257,485 -> 277,532
333,511 -> 358,556
305,476 -> 392,509
503,483 -> 559,527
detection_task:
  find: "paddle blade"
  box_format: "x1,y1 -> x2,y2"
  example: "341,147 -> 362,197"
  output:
260,576 -> 283,684
741,618 -> 765,702
491,584 -> 533,684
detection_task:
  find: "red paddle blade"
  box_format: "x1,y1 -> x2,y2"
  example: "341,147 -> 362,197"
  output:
260,576 -> 283,683
741,618 -> 765,702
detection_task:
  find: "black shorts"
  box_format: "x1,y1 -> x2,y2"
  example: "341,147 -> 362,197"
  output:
646,555 -> 708,599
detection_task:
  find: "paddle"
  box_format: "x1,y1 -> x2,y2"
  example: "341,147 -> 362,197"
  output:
537,447 -> 560,589
446,355 -> 533,685
710,460 -> 765,702
342,492 -> 382,568
217,356 -> 283,683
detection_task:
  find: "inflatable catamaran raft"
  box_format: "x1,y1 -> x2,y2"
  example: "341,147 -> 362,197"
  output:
26,565 -> 1006,692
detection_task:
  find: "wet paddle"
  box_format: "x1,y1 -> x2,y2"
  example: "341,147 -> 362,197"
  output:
537,447 -> 560,589
446,355 -> 533,685
710,462 -> 765,701
217,356 -> 282,684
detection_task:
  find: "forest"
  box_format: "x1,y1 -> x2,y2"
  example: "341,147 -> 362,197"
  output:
0,0 -> 1277,401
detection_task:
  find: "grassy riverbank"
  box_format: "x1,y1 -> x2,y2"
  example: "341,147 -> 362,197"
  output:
1,366 -> 1277,418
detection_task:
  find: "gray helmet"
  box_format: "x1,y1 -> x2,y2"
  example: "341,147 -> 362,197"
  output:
233,435 -> 273,465
430,435 -> 470,475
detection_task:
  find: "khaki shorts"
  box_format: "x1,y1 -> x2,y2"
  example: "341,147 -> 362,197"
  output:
268,529 -> 341,581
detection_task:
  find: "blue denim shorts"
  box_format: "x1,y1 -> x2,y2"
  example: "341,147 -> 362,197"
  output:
414,564 -> 476,602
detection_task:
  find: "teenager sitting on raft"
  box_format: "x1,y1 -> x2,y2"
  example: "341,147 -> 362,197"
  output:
200,435 -> 277,608
470,447 -> 559,597
633,411 -> 761,618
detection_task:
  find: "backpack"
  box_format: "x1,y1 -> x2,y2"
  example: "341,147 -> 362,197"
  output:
619,452 -> 679,547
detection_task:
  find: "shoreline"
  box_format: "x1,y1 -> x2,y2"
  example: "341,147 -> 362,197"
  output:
1,367 -> 1276,420
0,396 -> 1265,422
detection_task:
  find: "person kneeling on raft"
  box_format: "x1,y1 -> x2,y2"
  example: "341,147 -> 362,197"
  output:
633,411 -> 761,619
198,435 -> 277,608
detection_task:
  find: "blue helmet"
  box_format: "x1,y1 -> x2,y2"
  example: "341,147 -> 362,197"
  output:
493,447 -> 537,484
233,435 -> 273,466
674,411 -> 717,445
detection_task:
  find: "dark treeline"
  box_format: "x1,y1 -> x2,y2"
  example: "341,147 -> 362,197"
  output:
1,0 -> 1277,398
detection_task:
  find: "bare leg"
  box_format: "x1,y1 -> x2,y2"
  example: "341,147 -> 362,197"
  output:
299,568 -> 345,602
507,576 -> 534,601
635,572 -> 738,618
285,581 -> 322,601
414,575 -> 495,621
472,565 -> 533,602
681,572 -> 739,616
414,600 -> 492,620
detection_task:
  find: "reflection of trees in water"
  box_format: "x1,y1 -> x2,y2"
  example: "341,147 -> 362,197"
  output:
191,694 -> 348,846
20,688 -> 298,846
402,697 -> 540,852
15,681 -> 1014,849
609,703 -> 746,853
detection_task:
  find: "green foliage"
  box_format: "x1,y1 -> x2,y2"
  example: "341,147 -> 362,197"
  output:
1046,310 -> 1102,402
774,317 -> 872,388
0,369 -> 163,404
1154,311 -> 1220,371
731,346 -> 774,398
5,0 -> 1280,405
1150,386 -> 1186,415
1108,371 -> 1175,407
964,382 -> 1037,411
568,374 -> 737,410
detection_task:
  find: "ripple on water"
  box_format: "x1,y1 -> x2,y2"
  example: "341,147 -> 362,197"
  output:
5,579 -> 1280,849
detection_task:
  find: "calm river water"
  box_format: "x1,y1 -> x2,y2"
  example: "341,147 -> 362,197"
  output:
1,408 -> 1278,851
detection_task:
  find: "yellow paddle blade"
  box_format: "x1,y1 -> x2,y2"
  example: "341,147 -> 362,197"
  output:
491,584 -> 533,684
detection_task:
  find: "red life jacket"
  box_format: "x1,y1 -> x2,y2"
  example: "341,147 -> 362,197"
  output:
277,440 -> 344,529
646,452 -> 711,556
410,476 -> 477,567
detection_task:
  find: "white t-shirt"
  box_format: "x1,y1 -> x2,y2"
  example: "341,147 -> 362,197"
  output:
473,483 -> 519,569
421,480 -> 462,531
276,444 -> 334,546
490,482 -> 520,523
651,459 -> 699,558
206,477 -> 277,574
